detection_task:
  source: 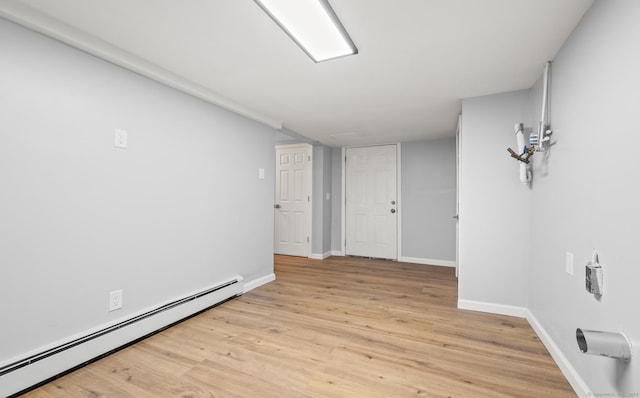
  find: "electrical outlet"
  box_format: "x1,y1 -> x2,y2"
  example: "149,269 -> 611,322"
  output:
114,129 -> 128,149
109,290 -> 123,312
566,252 -> 574,276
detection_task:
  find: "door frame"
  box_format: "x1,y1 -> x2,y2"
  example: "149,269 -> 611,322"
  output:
340,143 -> 402,259
455,114 -> 461,277
274,143 -> 313,258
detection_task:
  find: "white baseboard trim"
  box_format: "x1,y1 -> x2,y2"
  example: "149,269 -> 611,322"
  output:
242,273 -> 275,293
310,252 -> 331,260
457,299 -> 527,318
525,309 -> 590,397
457,300 -> 588,397
331,250 -> 344,257
400,256 -> 456,268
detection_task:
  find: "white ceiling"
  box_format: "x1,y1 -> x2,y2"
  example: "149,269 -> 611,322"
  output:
0,0 -> 593,146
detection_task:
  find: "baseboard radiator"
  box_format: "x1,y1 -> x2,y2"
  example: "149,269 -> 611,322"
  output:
0,276 -> 244,397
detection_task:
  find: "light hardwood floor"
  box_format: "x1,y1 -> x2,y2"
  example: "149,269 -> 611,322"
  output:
22,255 -> 575,397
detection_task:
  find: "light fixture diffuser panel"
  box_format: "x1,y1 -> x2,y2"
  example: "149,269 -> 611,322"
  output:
255,0 -> 358,62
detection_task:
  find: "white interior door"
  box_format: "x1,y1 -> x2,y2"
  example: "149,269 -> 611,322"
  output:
345,145 -> 398,260
274,144 -> 311,257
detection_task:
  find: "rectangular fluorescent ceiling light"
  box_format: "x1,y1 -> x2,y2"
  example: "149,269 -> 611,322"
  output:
254,0 -> 358,63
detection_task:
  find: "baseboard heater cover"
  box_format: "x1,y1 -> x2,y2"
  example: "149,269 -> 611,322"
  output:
0,275 -> 243,397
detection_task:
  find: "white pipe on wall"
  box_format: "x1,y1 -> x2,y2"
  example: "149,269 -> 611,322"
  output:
541,62 -> 549,128
514,123 -> 531,183
536,61 -> 551,152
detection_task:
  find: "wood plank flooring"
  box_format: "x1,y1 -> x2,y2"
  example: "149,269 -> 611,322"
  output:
21,255 -> 575,397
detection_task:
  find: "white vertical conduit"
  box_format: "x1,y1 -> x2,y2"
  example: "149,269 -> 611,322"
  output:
537,61 -> 551,151
515,123 -> 530,183
512,62 -> 551,184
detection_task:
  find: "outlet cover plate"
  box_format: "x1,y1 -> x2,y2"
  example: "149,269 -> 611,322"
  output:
114,129 -> 128,149
109,290 -> 123,311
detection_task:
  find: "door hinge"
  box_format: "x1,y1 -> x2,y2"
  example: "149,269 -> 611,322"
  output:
307,236 -> 310,243
308,195 -> 310,202
308,155 -> 311,162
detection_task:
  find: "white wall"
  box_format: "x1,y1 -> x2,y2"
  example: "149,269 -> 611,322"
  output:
401,138 -> 456,263
459,90 -> 531,311
459,1 -> 640,393
528,0 -> 640,393
0,18 -> 274,365
331,148 -> 343,253
322,147 -> 332,254
311,145 -> 332,257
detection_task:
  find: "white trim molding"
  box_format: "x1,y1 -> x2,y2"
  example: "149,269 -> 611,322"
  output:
457,299 -> 527,318
457,300 -> 590,397
310,252 -> 331,260
340,147 -> 346,256
274,143 -> 312,150
242,273 -> 276,293
330,250 -> 344,257
525,310 -> 591,397
396,143 -> 402,260
400,256 -> 456,268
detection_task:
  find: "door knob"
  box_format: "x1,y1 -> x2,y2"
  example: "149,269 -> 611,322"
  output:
390,209 -> 396,214
453,214 -> 459,220
274,204 -> 281,209
391,200 -> 396,205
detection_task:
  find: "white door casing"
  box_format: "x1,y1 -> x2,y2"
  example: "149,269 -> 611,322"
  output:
345,145 -> 398,260
455,114 -> 461,277
274,144 -> 312,257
